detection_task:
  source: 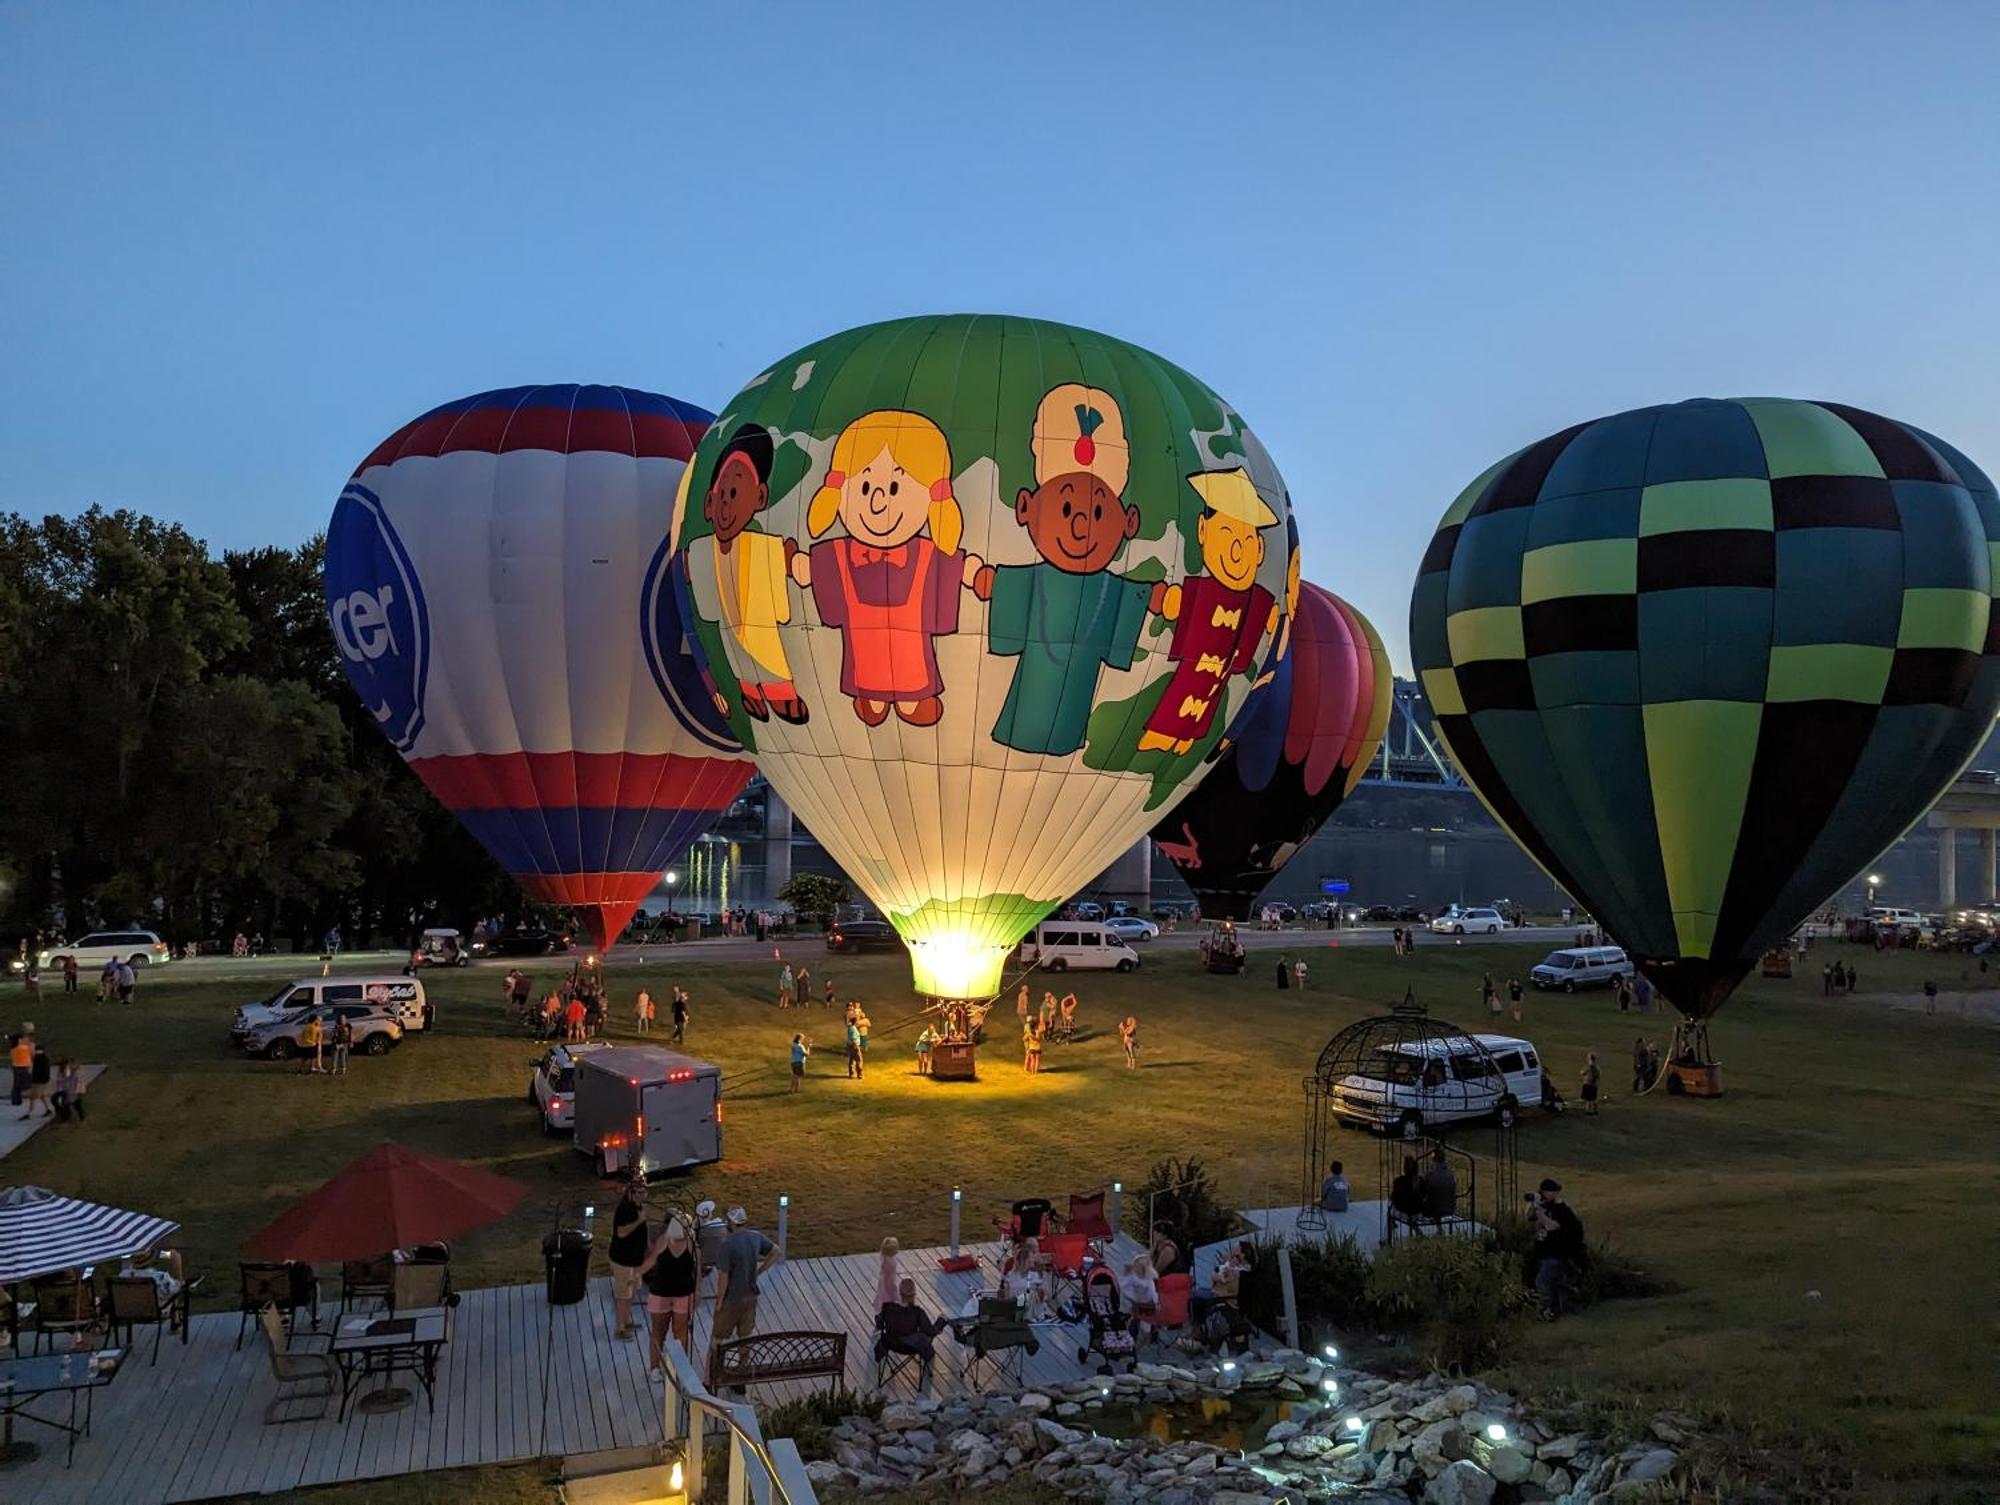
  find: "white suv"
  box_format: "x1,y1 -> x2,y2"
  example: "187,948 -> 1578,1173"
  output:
1430,907 -> 1505,935
1332,1033 -> 1553,1137
39,931 -> 171,970
528,1042 -> 613,1134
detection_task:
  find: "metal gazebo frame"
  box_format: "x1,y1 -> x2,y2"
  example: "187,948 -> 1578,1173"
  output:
1299,993 -> 1518,1243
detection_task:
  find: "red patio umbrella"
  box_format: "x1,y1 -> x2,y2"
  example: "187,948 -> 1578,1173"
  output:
243,1141 -> 529,1263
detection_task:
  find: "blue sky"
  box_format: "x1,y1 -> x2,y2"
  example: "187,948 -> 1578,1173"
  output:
5,2 -> 1997,670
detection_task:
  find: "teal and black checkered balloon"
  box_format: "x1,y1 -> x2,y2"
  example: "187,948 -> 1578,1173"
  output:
1410,398 -> 2000,1018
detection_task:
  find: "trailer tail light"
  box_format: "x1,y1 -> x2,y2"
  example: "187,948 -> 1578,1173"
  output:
715,1102 -> 724,1123
668,1069 -> 692,1082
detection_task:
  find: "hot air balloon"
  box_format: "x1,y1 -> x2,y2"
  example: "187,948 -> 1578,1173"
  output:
325,384 -> 755,952
1153,580 -> 1392,919
672,315 -> 1296,998
1410,398 -> 2000,1044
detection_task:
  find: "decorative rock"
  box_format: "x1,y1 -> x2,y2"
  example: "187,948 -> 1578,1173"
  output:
1410,1420 -> 1469,1474
1363,1419 -> 1399,1454
1621,1448 -> 1679,1484
803,1460 -> 845,1487
1013,1390 -> 1054,1413
1185,1451 -> 1219,1476
1478,1440 -> 1534,1485
1285,1433 -> 1336,1460
1537,1433 -> 1588,1461
1424,1458 -> 1498,1505
1035,1418 -> 1084,1448
1264,1420 -> 1303,1445
1413,1383 -> 1479,1422
946,1428 -> 984,1455
1055,1401 -> 1083,1418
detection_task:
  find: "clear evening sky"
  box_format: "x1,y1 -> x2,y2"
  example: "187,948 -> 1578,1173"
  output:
5,2 -> 1997,671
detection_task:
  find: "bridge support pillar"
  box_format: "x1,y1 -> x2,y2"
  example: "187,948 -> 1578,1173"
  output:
1982,828 -> 1997,906
1940,827 -> 1958,911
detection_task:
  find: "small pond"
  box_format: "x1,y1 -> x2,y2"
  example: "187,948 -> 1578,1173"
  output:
1088,1391 -> 1309,1452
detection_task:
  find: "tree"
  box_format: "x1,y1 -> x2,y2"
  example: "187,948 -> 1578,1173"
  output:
776,873 -> 849,930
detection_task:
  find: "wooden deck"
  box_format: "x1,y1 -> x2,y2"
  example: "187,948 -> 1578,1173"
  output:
5,1230 -> 1142,1504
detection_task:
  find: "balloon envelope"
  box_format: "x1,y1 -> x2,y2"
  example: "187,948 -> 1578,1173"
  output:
1410,397 -> 2000,1017
325,384 -> 754,950
672,315 -> 1296,996
1153,582 -> 1391,918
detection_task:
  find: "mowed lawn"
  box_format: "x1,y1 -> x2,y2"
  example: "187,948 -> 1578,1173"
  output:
5,934 -> 1997,1491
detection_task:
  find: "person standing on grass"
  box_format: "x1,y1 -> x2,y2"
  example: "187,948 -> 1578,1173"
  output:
607,1172 -> 649,1342
510,968 -> 532,1021
8,1030 -> 29,1109
21,1037 -> 53,1119
915,1022 -> 937,1074
1119,1014 -> 1140,1068
1508,977 -> 1524,1023
332,1013 -> 353,1076
1631,1034 -> 1648,1093
794,963 -> 811,1006
1023,1015 -> 1043,1074
777,963 -> 794,1009
1017,982 -> 1031,1021
1294,956 -> 1309,990
856,1005 -> 871,1061
845,1013 -> 864,1079
1058,992 -> 1077,1042
61,955 -> 77,996
634,987 -> 653,1035
671,986 -> 689,1045
300,1014 -> 324,1075
1579,1051 -> 1600,1114
710,1208 -> 780,1391
563,991 -> 587,1043
637,1215 -> 698,1375
1924,978 -> 1938,1015
52,1058 -> 83,1122
789,1032 -> 810,1092
1529,1178 -> 1585,1320
1821,961 -> 1834,998
542,990 -> 562,1040
1038,989 -> 1057,1038
1847,962 -> 1860,994
97,960 -> 115,1004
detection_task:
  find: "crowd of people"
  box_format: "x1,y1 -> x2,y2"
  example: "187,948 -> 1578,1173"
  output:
8,1022 -> 86,1122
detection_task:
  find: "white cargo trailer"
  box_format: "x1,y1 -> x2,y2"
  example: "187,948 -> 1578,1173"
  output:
571,1046 -> 723,1175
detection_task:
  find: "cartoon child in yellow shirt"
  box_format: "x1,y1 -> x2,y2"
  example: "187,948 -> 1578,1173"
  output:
683,423 -> 808,723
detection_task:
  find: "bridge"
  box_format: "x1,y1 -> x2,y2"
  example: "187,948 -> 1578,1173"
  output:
1360,678 -> 1466,788
1925,771 -> 2000,909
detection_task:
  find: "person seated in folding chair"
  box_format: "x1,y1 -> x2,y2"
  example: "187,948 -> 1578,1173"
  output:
1190,1241 -> 1252,1352
874,1277 -> 947,1389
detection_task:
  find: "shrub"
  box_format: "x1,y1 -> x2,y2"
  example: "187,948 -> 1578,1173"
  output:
1483,1212 -> 1674,1308
1366,1235 -> 1530,1370
757,1385 -> 882,1462
1126,1155 -> 1237,1250
1239,1231 -> 1375,1340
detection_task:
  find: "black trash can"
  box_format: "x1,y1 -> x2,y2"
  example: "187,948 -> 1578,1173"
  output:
543,1226 -> 592,1305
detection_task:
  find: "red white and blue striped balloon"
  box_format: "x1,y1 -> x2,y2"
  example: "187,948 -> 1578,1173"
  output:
325,384 -> 753,950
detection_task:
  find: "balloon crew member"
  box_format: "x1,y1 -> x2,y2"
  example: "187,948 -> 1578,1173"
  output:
1528,1179 -> 1586,1318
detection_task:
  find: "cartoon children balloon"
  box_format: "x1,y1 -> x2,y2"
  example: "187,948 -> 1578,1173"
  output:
672,315 -> 1295,999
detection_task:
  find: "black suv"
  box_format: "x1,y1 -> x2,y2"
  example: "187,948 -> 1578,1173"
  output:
826,920 -> 906,955
487,928 -> 571,957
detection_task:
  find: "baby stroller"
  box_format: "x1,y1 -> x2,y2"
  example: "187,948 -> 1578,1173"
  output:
1075,1265 -> 1137,1374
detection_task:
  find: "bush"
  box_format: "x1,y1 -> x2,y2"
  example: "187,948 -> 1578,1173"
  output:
1126,1155 -> 1237,1250
1239,1231 -> 1374,1340
757,1385 -> 882,1462
1366,1236 -> 1530,1370
1483,1212 -> 1674,1309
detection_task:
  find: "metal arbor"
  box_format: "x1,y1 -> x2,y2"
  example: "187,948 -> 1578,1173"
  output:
1298,993 -> 1518,1243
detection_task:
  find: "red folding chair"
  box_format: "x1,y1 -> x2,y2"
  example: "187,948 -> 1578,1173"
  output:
1148,1273 -> 1192,1352
1065,1191 -> 1112,1242
1041,1231 -> 1088,1307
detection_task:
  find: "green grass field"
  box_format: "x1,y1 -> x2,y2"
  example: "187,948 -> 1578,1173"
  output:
5,935 -> 1997,1496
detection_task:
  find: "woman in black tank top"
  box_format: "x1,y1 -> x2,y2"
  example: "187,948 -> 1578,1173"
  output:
636,1217 -> 698,1375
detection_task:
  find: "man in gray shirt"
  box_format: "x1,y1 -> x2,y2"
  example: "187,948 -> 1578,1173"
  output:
711,1206 -> 781,1387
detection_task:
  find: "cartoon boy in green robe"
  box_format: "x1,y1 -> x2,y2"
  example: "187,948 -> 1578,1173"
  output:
974,384 -> 1165,757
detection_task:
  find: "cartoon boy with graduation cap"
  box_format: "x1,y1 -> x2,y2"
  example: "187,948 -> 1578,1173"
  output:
976,384 -> 1165,757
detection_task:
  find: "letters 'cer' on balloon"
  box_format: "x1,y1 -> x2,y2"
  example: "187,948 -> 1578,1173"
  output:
1411,398 -> 2000,1018
673,315 -> 1297,997
325,384 -> 754,951
1153,580 -> 1391,920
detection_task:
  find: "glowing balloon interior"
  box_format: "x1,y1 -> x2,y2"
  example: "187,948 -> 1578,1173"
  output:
673,315 -> 1296,996
1410,398 -> 2000,1018
1153,581 -> 1391,919
325,384 -> 754,950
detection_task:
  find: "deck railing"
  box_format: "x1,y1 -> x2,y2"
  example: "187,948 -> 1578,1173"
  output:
659,1336 -> 817,1505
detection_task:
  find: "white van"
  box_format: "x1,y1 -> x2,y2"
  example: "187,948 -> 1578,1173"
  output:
1018,922 -> 1140,974
1331,1032 -> 1552,1137
1529,946 -> 1633,992
231,975 -> 427,1043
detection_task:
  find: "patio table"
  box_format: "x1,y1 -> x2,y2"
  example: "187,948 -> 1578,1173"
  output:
0,1346 -> 124,1467
330,1307 -> 447,1420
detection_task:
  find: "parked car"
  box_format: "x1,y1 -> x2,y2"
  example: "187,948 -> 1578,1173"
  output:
1151,901 -> 1198,922
1104,916 -> 1160,944
485,927 -> 571,957
1430,907 -> 1505,935
1331,1033 -> 1552,1137
1018,921 -> 1139,973
1528,946 -> 1633,992
1067,901 -> 1107,922
231,977 -> 427,1043
825,919 -> 906,955
36,930 -> 171,971
242,1003 -> 403,1060
528,1041 -> 613,1134
1361,903 -> 1425,923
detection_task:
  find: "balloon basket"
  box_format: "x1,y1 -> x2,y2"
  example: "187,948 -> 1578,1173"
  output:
1664,1020 -> 1722,1097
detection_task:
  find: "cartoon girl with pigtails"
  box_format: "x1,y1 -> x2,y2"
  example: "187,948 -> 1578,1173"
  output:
788,410 -> 983,727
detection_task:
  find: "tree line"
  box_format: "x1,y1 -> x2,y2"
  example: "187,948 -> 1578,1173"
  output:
0,507 -> 524,952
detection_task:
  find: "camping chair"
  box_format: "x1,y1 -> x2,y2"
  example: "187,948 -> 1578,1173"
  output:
873,1306 -> 941,1391
1040,1231 -> 1089,1309
106,1274 -> 202,1365
256,1303 -> 336,1424
1065,1191 -> 1113,1242
956,1296 -> 1039,1391
389,1260 -> 450,1314
237,1261 -> 318,1349
340,1256 -> 392,1312
30,1272 -> 102,1354
1145,1273 -> 1193,1353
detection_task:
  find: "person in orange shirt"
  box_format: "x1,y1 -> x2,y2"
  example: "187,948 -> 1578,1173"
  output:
9,1031 -> 32,1109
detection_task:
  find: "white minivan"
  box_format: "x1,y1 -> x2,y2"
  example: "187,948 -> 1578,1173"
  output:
1529,946 -> 1634,992
1018,922 -> 1140,974
1430,907 -> 1505,935
1331,1033 -> 1553,1137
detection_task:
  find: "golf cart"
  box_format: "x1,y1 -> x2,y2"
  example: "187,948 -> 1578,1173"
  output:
407,928 -> 474,972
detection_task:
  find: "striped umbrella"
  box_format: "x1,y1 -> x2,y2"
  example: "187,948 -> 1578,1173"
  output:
0,1185 -> 180,1283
